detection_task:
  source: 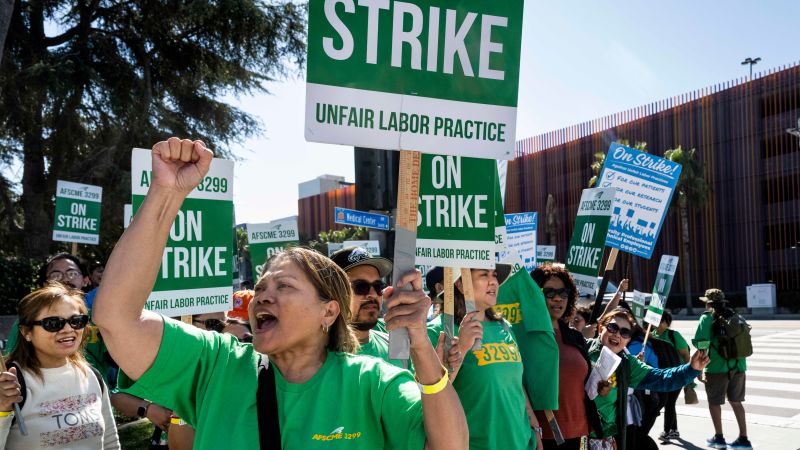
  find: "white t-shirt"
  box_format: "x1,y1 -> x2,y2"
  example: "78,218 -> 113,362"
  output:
0,362 -> 120,449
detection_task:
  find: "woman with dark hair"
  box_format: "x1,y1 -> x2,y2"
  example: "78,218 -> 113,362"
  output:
0,284 -> 119,448
93,138 -> 468,449
530,265 -> 602,450
588,308 -> 709,450
428,266 -> 537,450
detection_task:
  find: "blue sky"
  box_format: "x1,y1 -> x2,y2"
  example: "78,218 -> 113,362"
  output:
233,0 -> 800,225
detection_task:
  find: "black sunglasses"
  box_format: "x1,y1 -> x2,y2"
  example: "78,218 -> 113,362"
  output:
605,322 -> 632,339
351,280 -> 385,296
194,318 -> 225,332
28,314 -> 90,332
542,287 -> 572,299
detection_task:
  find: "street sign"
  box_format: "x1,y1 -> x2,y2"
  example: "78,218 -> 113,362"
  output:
334,207 -> 390,230
247,219 -> 300,277
565,188 -> 615,298
503,212 -> 537,272
305,0 -> 524,159
536,245 -> 556,263
645,255 -> 679,326
52,180 -> 103,245
131,149 -> 234,317
415,154 -> 496,268
598,143 -> 682,259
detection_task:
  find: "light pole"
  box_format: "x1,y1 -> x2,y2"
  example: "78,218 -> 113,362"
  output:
741,57 -> 762,78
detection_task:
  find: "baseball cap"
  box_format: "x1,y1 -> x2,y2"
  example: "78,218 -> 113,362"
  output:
229,289 -> 254,320
330,246 -> 393,278
699,288 -> 727,303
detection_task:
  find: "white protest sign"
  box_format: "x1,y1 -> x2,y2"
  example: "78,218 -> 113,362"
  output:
342,240 -> 381,256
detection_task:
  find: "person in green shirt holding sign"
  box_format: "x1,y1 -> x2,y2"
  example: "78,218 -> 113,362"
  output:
429,265 -> 538,450
93,138 -> 468,450
588,308 -> 709,450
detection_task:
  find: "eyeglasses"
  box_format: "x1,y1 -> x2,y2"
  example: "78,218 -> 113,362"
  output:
351,280 -> 385,296
47,270 -> 83,282
542,287 -> 572,299
605,322 -> 632,339
28,314 -> 90,332
193,318 -> 225,332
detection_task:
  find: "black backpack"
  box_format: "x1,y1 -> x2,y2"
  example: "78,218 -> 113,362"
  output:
712,308 -> 753,360
652,330 -> 682,368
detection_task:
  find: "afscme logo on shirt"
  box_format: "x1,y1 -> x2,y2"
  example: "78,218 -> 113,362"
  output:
311,426 -> 362,441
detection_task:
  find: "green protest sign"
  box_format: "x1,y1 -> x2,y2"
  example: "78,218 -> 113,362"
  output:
631,290 -> 647,327
644,255 -> 679,326
565,188 -> 615,298
131,148 -> 234,317
247,220 -> 300,277
416,154 -> 495,268
52,180 -> 103,245
305,0 -> 524,160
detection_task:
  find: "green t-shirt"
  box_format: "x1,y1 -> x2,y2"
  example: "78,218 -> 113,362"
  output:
121,317 -> 427,449
587,339 -> 652,438
495,268 -> 559,411
694,311 -> 746,374
359,329 -> 411,370
430,318 -> 534,450
373,318 -> 387,333
652,329 -> 689,351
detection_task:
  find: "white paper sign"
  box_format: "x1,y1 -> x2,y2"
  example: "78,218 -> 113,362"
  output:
585,346 -> 622,400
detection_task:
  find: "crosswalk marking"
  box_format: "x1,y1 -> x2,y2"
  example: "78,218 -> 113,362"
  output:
746,361 -> 800,370
748,370 -> 800,380
692,390 -> 799,410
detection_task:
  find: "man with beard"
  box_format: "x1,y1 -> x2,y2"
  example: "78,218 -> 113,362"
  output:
331,247 -> 406,368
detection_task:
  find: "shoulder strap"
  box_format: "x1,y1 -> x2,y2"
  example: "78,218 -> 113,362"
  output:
8,362 -> 25,426
88,365 -> 105,394
667,329 -> 677,347
257,356 -> 282,450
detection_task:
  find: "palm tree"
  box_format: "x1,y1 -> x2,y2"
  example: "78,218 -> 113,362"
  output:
664,146 -> 710,316
589,141 -> 647,187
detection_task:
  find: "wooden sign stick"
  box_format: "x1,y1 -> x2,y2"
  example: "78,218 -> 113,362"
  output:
459,268 -> 482,351
640,323 -> 654,358
388,150 -> 422,360
71,242 -> 78,255
442,267 -> 456,371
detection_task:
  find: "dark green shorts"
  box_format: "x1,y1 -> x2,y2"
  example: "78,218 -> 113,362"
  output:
704,371 -> 746,405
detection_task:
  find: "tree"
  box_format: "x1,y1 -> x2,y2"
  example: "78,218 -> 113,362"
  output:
0,1 -> 306,260
0,0 -> 12,64
664,146 -> 709,315
588,140 -> 647,187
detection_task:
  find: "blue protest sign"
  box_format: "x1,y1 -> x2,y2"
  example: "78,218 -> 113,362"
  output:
598,143 -> 682,259
503,212 -> 538,272
334,207 -> 390,230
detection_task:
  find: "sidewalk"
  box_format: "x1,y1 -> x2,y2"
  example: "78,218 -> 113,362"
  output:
649,411 -> 800,450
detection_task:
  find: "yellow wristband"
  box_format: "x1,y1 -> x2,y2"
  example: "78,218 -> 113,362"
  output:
170,417 -> 186,426
415,366 -> 449,395
0,410 -> 13,417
